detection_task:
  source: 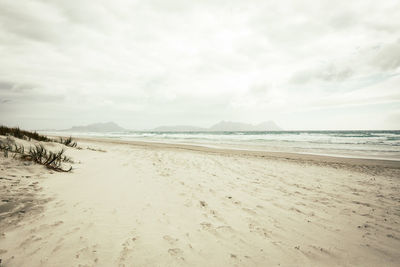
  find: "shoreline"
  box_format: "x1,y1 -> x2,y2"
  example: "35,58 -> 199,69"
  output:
43,130 -> 400,162
71,136 -> 400,170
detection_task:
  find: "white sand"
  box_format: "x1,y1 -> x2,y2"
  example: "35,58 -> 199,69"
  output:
0,137 -> 399,266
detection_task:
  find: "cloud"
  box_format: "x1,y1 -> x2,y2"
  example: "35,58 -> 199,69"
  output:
0,81 -> 14,90
369,40 -> 400,70
0,0 -> 399,129
0,81 -> 36,92
290,64 -> 354,85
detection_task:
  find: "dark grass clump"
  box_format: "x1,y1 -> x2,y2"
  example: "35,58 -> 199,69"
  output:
0,140 -> 73,172
25,144 -> 73,172
0,139 -> 20,158
59,136 -> 77,147
0,125 -> 50,142
86,146 -> 106,152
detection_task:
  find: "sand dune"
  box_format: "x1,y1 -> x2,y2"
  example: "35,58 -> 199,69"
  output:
0,137 -> 399,266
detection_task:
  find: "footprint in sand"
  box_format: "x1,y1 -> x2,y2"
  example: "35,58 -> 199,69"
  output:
52,244 -> 63,254
51,220 -> 64,227
242,207 -> 257,215
216,225 -> 235,235
74,244 -> 98,265
19,235 -> 43,249
168,248 -> 184,260
65,226 -> 80,235
119,230 -> 138,256
225,196 -> 241,206
199,200 -> 207,207
119,236 -> 137,264
163,235 -> 179,245
184,199 -> 192,207
200,222 -> 213,230
248,222 -> 271,239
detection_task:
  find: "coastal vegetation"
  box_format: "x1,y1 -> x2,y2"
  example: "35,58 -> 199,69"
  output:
0,125 -> 50,142
0,138 -> 73,172
59,136 -> 77,147
0,125 -> 75,172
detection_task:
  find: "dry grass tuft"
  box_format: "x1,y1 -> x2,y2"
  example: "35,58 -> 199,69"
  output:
58,136 -> 77,147
0,139 -> 73,172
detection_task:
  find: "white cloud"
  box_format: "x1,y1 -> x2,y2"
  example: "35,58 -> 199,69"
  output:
0,0 -> 399,129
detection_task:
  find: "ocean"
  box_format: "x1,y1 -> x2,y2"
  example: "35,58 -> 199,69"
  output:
48,130 -> 400,161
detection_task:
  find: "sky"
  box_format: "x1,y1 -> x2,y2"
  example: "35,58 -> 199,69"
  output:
0,0 -> 399,130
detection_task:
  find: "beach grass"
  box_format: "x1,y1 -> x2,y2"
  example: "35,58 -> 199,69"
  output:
25,144 -> 73,171
0,132 -> 73,172
0,125 -> 51,142
1,125 -> 79,149
58,136 -> 77,147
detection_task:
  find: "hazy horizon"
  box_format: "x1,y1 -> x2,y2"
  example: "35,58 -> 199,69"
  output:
35,120 -> 400,132
1,0 -> 399,131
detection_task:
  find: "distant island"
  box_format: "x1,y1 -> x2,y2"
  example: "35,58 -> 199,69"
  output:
59,120 -> 282,132
61,122 -> 126,132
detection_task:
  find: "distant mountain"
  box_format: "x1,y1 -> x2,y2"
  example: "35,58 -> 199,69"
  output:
63,122 -> 126,132
151,121 -> 282,132
209,121 -> 282,131
152,125 -> 207,132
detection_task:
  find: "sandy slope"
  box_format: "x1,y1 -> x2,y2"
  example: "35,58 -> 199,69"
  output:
0,137 -> 399,266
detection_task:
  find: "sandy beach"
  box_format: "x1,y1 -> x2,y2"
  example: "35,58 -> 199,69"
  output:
0,136 -> 399,266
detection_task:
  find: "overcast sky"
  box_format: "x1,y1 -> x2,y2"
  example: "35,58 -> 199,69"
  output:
0,0 -> 399,130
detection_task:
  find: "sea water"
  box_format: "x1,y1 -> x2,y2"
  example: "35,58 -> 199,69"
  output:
48,130 -> 400,161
